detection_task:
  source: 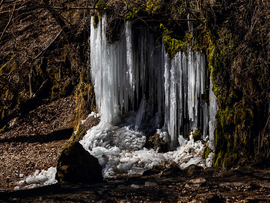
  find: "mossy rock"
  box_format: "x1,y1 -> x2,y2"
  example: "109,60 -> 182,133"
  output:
203,146 -> 212,160
185,164 -> 204,176
56,142 -> 103,183
189,129 -> 202,142
70,115 -> 100,143
74,82 -> 96,131
144,132 -> 169,153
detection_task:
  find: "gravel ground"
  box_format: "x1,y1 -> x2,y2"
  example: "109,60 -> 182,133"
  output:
0,96 -> 76,190
1,95 -> 270,202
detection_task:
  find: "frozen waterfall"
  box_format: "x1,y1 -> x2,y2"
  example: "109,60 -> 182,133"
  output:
89,16 -> 217,147
80,16 -> 218,177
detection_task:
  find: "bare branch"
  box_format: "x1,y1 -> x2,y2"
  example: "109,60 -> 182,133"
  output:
0,0 -> 5,9
0,3 -> 16,41
25,4 -> 102,11
0,5 -> 26,14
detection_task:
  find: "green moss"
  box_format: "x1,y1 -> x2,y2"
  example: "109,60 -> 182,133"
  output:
0,125 -> 7,133
0,54 -> 16,74
145,0 -> 162,13
203,146 -> 212,160
50,84 -> 60,102
93,15 -> 100,28
16,44 -> 25,51
163,35 -> 187,58
42,25 -> 49,32
189,129 -> 202,142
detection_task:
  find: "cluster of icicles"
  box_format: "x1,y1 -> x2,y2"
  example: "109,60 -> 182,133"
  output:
80,16 -> 218,177
89,16 -> 217,146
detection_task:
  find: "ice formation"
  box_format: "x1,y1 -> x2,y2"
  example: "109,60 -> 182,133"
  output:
14,167 -> 57,190
80,16 -> 218,177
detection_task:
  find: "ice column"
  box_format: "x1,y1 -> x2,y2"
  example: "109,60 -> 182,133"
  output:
208,77 -> 218,149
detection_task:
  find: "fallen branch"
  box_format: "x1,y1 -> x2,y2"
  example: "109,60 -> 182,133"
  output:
0,5 -> 27,14
0,3 -> 16,42
143,19 -> 202,22
25,5 -> 103,11
0,0 -> 5,9
34,29 -> 62,60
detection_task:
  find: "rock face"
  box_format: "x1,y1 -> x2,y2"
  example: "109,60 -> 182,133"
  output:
56,142 -> 103,183
144,132 -> 169,153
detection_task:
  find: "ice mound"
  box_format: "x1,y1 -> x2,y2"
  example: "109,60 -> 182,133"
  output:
14,167 -> 57,190
80,119 -> 208,178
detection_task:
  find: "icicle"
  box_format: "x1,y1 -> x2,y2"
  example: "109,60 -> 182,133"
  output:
209,76 -> 218,143
163,51 -> 170,132
169,56 -> 177,149
188,46 -> 195,122
201,53 -> 205,94
125,21 -> 135,92
177,52 -> 183,138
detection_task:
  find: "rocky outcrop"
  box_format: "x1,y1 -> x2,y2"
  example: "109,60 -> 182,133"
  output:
56,142 -> 103,183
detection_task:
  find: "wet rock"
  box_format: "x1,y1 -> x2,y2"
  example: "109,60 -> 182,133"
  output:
186,165 -> 204,176
189,129 -> 202,142
142,164 -> 165,176
159,166 -> 182,176
142,169 -> 160,176
71,115 -> 100,142
56,142 -> 103,183
144,132 -> 169,153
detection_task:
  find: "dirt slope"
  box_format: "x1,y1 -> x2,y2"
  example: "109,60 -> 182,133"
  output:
0,95 -> 75,190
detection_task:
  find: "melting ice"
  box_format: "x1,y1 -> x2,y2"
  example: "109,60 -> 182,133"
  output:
80,16 -> 218,178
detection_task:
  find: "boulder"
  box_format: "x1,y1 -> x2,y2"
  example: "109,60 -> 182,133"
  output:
144,132 -> 169,153
185,164 -> 204,176
56,142 -> 103,183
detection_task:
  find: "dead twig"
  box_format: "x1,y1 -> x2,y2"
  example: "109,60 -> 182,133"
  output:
0,2 -> 16,42
0,0 -> 5,9
0,5 -> 26,14
25,5 -> 103,11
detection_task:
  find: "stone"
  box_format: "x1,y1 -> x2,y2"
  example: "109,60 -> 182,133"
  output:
143,132 -> 169,153
186,165 -> 204,176
131,184 -> 141,189
159,166 -> 182,176
189,177 -> 206,184
56,142 -> 103,183
185,177 -> 207,188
